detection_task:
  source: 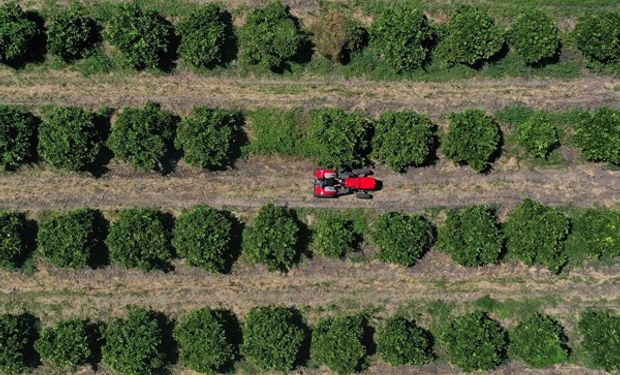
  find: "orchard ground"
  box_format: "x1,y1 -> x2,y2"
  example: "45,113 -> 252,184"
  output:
2,1 -> 620,373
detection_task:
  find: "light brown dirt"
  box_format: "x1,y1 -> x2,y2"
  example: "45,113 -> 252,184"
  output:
1,158 -> 619,212
1,70 -> 619,116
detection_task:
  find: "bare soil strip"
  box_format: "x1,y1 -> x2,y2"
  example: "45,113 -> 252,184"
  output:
2,250 -> 617,319
0,71 -> 618,115
1,159 -> 619,212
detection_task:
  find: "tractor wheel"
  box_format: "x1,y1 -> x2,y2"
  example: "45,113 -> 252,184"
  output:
355,191 -> 372,199
352,167 -> 371,176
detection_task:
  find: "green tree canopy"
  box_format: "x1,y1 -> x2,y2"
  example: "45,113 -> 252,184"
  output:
174,308 -> 237,373
372,111 -> 435,172
442,312 -> 507,372
37,208 -> 105,269
0,211 -> 29,270
504,199 -> 570,273
307,108 -> 372,169
105,3 -> 175,69
311,315 -> 369,374
239,2 -> 305,70
102,307 -> 168,375
46,5 -> 100,62
437,6 -> 503,66
0,105 -> 38,171
573,12 -> 620,63
106,208 -> 173,271
35,319 -> 100,370
175,107 -> 243,170
578,309 -> 620,372
0,313 -> 39,375
377,316 -> 433,366
574,107 -> 620,165
508,11 -> 559,65
38,106 -> 104,171
108,102 -> 177,171
0,4 -> 40,64
509,313 -> 569,368
313,212 -> 359,258
565,208 -> 620,262
442,109 -> 501,172
372,212 -> 435,267
437,206 -> 503,266
515,112 -> 559,158
172,205 -> 235,273
241,306 -> 306,372
370,4 -> 433,71
243,204 -> 301,272
177,4 -> 234,69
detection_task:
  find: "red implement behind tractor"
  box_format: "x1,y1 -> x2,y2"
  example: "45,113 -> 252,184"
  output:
313,168 -> 378,199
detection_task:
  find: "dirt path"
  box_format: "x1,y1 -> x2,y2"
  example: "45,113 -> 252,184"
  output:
2,249 -> 617,320
1,70 -> 618,115
1,159 -> 619,212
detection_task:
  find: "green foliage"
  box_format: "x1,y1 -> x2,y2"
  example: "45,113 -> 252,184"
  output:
565,208 -> 620,262
239,2 -> 304,70
437,6 -> 504,66
311,315 -> 368,374
578,309 -> 620,372
313,212 -> 358,258
105,3 -> 174,69
0,211 -> 29,270
247,108 -> 306,156
46,5 -> 99,62
514,112 -> 559,158
370,4 -> 433,71
504,199 -> 570,273
509,313 -> 569,368
38,106 -> 103,171
35,319 -> 99,370
174,308 -> 237,374
241,306 -> 306,372
377,316 -> 433,366
573,107 -> 620,165
108,102 -> 177,171
371,111 -> 435,171
37,208 -> 105,269
102,307 -> 167,375
0,105 -> 38,171
442,312 -> 507,372
175,107 -> 243,170
177,4 -> 233,69
312,12 -> 365,63
0,4 -> 40,63
172,205 -> 234,273
243,204 -> 301,272
307,108 -> 371,169
0,313 -> 39,375
573,12 -> 620,63
508,11 -> 559,65
442,109 -> 501,172
437,206 -> 503,267
106,208 -> 173,271
372,212 -> 435,267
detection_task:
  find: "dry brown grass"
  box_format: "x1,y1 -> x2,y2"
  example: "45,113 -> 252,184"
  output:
1,70 -> 618,116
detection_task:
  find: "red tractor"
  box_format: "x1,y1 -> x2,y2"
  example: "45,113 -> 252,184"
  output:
313,168 -> 378,199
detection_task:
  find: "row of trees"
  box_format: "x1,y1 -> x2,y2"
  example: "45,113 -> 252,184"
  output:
1,3 -> 618,71
1,200 -> 618,273
0,306 -> 617,374
2,103 -> 619,174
